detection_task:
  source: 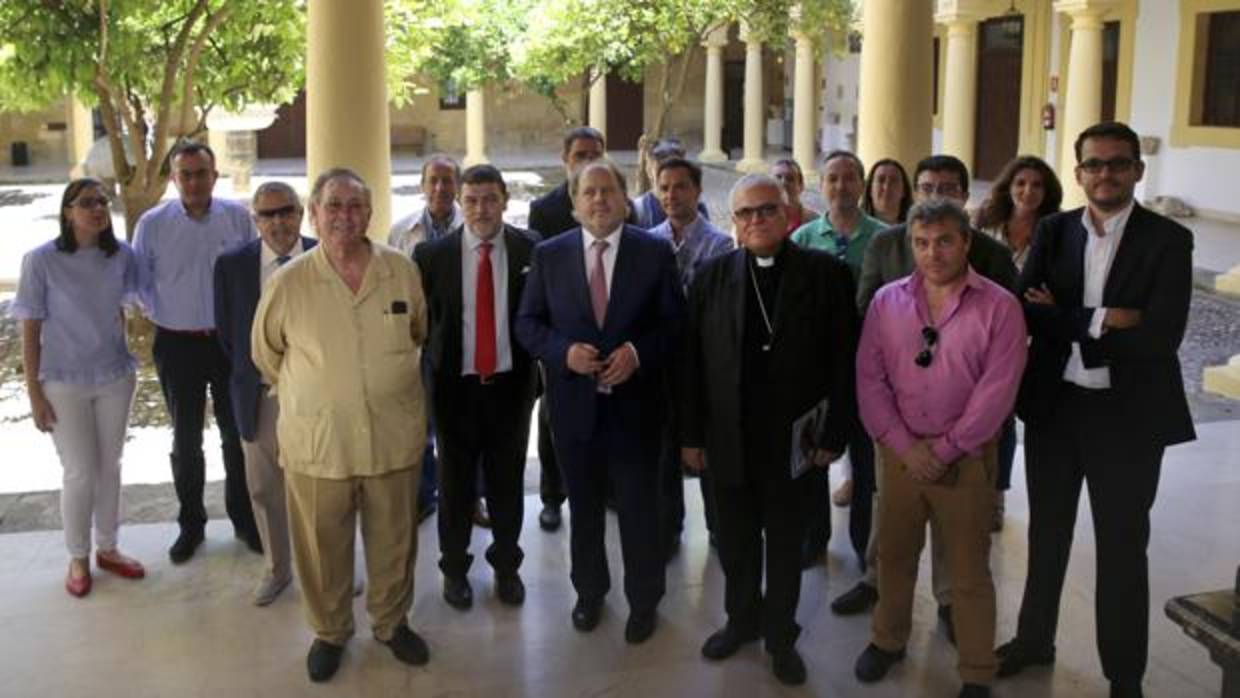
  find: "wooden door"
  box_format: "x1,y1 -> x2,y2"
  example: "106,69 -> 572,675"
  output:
974,16 -> 1024,181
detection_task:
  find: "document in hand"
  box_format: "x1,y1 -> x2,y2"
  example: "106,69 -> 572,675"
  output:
789,397 -> 830,480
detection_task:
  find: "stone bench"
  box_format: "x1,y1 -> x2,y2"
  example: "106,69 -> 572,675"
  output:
1165,565 -> 1240,698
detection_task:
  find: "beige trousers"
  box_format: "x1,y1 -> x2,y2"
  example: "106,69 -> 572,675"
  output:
240,390 -> 291,581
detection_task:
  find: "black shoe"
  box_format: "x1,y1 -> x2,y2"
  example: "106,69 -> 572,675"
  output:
496,573 -> 525,606
1110,680 -> 1144,698
769,647 -> 807,686
959,684 -> 991,698
995,638 -> 1055,678
236,528 -> 263,555
854,643 -> 905,683
539,504 -> 562,532
306,639 -> 344,682
625,612 -> 656,644
938,604 -> 956,646
168,529 -> 204,564
800,543 -> 827,570
701,626 -> 759,661
571,597 -> 603,631
381,624 -> 429,666
442,575 -> 473,610
416,501 -> 437,525
831,582 -> 878,615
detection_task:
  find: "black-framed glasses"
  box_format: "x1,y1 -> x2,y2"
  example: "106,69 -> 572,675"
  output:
915,325 -> 938,368
71,197 -> 110,210
732,202 -> 781,223
255,204 -> 299,219
1078,156 -> 1137,174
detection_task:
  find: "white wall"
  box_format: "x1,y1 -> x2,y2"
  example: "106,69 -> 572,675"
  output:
1129,1 -> 1240,220
819,48 -> 860,154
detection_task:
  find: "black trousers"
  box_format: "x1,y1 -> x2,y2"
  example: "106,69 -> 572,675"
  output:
435,374 -> 534,578
1015,384 -> 1164,683
151,328 -> 254,535
848,434 -> 875,568
537,372 -> 566,508
714,466 -> 826,651
557,399 -> 664,615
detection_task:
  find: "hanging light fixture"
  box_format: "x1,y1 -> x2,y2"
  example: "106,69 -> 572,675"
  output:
998,0 -> 1023,40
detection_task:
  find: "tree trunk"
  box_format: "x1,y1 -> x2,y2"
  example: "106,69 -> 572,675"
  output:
119,180 -> 168,240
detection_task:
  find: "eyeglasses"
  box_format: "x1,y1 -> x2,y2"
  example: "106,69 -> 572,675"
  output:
255,204 -> 299,219
732,202 -> 781,223
1077,157 -> 1137,174
71,197 -> 110,210
915,182 -> 962,197
914,326 -> 938,368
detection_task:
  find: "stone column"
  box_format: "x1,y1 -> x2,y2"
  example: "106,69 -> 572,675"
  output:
700,24 -> 729,163
857,0 -> 933,174
464,88 -> 489,167
791,29 -> 817,177
306,0 -> 391,238
737,23 -> 766,173
65,98 -> 94,178
1056,0 -> 1118,208
589,68 -> 607,139
938,12 -> 981,174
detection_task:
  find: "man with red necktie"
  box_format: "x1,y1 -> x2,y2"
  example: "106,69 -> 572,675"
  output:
414,164 -> 541,611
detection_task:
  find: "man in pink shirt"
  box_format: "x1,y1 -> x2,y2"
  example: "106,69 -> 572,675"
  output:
852,199 -> 1027,698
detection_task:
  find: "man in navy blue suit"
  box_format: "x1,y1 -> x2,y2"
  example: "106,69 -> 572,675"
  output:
213,181 -> 317,606
516,160 -> 686,645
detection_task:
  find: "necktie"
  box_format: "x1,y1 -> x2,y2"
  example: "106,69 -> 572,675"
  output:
589,239 -> 609,328
276,255 -> 291,266
475,242 -> 497,378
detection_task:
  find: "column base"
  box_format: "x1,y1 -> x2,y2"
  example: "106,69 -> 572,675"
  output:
1204,355 -> 1240,400
735,157 -> 767,174
463,154 -> 490,167
699,149 -> 728,163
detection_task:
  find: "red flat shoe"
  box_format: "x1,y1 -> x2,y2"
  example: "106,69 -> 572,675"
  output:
65,571 -> 92,598
96,551 -> 145,579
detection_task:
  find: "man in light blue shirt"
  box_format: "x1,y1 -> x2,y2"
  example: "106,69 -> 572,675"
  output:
133,141 -> 258,564
648,156 -> 733,561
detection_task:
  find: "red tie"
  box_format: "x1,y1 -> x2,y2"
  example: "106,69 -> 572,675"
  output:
475,242 -> 496,378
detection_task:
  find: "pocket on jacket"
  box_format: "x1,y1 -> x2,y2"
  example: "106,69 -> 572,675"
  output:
278,413 -> 323,466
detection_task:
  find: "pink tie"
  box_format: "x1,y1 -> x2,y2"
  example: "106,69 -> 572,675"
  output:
589,239 -> 609,328
474,242 -> 496,379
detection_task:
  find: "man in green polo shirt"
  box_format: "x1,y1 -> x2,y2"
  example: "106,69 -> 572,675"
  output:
791,150 -> 888,281
789,149 -> 886,571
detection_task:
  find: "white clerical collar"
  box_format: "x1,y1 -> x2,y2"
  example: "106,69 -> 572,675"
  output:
754,256 -> 775,268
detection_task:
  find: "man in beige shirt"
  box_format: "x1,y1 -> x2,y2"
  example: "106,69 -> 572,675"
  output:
252,168 -> 429,683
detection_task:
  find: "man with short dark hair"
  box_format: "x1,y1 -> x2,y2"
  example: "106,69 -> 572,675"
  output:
852,199 -> 1026,698
414,164 -> 540,611
133,141 -> 259,564
996,121 -> 1195,698
526,126 -> 607,533
632,138 -> 710,229
213,181 -> 317,606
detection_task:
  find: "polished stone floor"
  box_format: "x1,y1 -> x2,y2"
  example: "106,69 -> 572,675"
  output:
0,420 -> 1237,698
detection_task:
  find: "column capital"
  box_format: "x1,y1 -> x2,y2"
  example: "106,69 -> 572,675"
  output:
1053,0 -> 1121,21
738,21 -> 761,46
702,22 -> 729,49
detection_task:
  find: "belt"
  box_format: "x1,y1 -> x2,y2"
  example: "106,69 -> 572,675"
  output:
157,325 -> 216,337
460,372 -> 508,386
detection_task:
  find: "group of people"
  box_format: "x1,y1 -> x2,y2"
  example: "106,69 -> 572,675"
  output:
13,119 -> 1192,698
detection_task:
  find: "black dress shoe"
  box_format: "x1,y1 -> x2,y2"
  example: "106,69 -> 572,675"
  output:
539,504 -> 562,532
625,612 -> 656,644
831,582 -> 878,615
938,604 -> 956,645
854,643 -> 906,683
701,626 -> 760,660
168,529 -> 204,564
306,639 -> 344,682
1110,680 -> 1144,698
571,597 -> 603,631
381,624 -> 429,666
959,683 -> 991,698
769,647 -> 807,686
443,575 -> 473,610
496,573 -> 525,606
236,528 -> 263,555
995,638 -> 1055,678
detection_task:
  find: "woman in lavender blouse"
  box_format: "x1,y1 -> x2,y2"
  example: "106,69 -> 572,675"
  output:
12,178 -> 145,597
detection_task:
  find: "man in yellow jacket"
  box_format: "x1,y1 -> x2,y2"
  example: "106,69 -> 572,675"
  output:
252,168 -> 429,683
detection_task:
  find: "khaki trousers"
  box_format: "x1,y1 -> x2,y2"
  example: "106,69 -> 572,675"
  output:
240,390 -> 291,581
285,465 -> 419,645
862,451 -> 951,606
871,443 -> 997,685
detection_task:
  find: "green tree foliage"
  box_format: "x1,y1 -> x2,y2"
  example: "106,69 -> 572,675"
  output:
0,0 -> 304,234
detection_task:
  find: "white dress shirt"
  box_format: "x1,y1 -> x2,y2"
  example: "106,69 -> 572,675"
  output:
260,238 -> 305,287
461,226 -> 513,375
1062,200 -> 1134,389
581,225 -> 623,295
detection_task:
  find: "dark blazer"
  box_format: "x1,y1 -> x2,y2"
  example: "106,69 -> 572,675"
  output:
413,224 -> 541,415
1015,204 -> 1195,446
515,224 -> 686,444
213,236 -> 318,441
680,244 -> 859,487
856,223 -> 1017,312
527,182 -> 578,240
